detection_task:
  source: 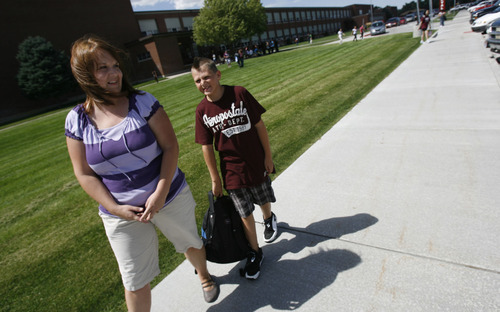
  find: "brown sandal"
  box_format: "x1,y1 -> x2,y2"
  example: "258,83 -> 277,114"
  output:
202,276 -> 220,303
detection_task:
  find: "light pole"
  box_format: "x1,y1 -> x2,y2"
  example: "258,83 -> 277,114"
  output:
370,0 -> 374,23
416,0 -> 420,21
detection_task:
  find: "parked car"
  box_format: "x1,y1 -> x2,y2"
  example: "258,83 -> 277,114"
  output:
405,13 -> 416,22
470,0 -> 500,23
468,0 -> 494,13
386,17 -> 400,28
486,18 -> 500,56
370,21 -> 386,35
399,16 -> 407,24
484,17 -> 500,34
450,4 -> 468,12
472,11 -> 500,32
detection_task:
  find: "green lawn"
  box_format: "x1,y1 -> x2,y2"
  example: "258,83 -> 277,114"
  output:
0,33 -> 419,312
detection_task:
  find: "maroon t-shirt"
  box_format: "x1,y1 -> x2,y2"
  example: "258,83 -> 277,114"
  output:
195,86 -> 267,189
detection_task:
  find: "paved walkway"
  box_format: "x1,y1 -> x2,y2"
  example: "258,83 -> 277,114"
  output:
152,11 -> 500,311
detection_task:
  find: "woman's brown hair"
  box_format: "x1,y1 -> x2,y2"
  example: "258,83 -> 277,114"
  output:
70,34 -> 139,112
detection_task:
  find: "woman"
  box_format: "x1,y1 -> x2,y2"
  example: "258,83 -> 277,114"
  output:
65,34 -> 219,311
419,10 -> 431,43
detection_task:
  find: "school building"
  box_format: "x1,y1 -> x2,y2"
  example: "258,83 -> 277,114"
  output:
133,5 -> 375,77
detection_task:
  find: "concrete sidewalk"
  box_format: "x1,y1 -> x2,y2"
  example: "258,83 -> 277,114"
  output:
152,11 -> 500,311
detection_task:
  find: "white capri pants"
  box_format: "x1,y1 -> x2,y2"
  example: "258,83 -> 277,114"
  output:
100,185 -> 203,291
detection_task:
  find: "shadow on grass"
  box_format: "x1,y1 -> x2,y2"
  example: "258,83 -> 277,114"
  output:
207,213 -> 378,311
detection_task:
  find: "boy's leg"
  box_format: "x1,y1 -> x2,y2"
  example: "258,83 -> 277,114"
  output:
228,189 -> 260,251
260,202 -> 272,220
241,213 -> 259,252
240,213 -> 264,280
228,188 -> 265,279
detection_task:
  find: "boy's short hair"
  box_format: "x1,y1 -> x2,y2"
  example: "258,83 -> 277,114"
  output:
192,57 -> 218,73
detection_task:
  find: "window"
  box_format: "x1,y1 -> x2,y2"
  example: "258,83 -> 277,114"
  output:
274,12 -> 281,23
267,13 -> 273,24
182,17 -> 194,31
281,11 -> 288,23
165,17 -> 181,32
137,51 -> 152,62
138,19 -> 158,36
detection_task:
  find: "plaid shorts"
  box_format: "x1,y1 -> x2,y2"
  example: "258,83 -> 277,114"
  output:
228,176 -> 276,218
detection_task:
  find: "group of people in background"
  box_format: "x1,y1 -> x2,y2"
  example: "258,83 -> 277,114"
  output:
208,25 -> 370,67
337,24 -> 365,44
214,39 -> 282,68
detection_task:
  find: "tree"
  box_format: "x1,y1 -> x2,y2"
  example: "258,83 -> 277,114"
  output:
16,36 -> 75,100
193,0 -> 267,46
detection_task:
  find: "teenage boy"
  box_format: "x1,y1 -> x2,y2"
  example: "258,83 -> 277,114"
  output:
191,57 -> 278,280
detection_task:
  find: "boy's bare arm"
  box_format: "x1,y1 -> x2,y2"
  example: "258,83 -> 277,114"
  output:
201,144 -> 223,197
255,119 -> 274,174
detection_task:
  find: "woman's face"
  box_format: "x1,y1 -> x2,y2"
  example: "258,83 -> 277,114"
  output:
93,49 -> 123,94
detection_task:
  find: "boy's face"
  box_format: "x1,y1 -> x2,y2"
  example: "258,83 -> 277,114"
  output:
191,67 -> 222,101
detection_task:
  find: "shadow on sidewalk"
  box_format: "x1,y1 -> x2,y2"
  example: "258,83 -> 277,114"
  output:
207,213 -> 378,311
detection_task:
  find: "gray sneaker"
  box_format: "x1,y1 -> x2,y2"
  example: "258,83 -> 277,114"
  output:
201,276 -> 220,303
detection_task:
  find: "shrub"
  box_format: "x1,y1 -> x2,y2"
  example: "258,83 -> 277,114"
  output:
16,36 -> 75,100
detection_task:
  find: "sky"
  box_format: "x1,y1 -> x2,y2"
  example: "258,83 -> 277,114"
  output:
130,0 -> 407,11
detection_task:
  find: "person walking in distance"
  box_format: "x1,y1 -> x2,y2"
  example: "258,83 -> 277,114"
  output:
419,10 -> 431,43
